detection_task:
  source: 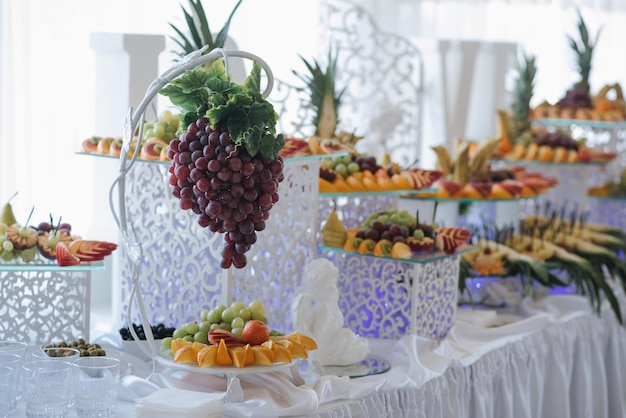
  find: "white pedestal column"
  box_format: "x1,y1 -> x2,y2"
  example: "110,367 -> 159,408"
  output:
87,33 -> 165,329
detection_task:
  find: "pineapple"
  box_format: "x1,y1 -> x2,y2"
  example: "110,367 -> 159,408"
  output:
293,47 -> 345,140
169,0 -> 243,61
557,8 -> 602,110
509,52 -> 537,143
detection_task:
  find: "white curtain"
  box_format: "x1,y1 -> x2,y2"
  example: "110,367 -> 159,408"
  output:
0,0 -> 320,233
357,0 -> 626,106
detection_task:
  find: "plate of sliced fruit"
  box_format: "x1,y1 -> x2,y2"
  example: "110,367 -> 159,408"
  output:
156,349 -> 298,376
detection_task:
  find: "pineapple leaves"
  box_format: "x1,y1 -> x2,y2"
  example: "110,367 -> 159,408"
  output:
566,8 -> 602,92
214,0 -> 244,50
169,0 -> 244,60
160,60 -> 283,159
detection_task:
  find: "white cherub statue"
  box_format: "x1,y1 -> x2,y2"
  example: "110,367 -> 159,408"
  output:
291,258 -> 370,366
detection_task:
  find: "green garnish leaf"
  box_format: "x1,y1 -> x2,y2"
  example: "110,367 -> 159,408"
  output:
244,130 -> 262,157
161,58 -> 283,159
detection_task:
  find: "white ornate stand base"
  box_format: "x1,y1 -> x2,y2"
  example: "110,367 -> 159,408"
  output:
329,252 -> 460,340
0,265 -> 98,344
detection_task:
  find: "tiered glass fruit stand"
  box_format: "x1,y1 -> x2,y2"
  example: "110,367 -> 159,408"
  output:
0,262 -> 104,344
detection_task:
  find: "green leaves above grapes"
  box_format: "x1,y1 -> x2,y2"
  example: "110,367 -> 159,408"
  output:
160,60 -> 284,159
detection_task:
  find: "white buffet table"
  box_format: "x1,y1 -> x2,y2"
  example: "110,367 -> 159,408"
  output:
10,294 -> 626,417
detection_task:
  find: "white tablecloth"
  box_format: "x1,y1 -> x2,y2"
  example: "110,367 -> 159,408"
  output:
10,295 -> 626,417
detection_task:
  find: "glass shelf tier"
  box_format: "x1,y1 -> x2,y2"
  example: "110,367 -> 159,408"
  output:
587,194 -> 626,202
76,151 -> 349,165
399,195 -> 542,204
320,188 -> 436,198
319,245 -> 476,264
491,158 -> 610,167
532,118 -> 626,130
0,262 -> 104,272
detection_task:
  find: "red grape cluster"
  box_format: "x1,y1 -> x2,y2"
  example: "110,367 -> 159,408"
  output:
167,117 -> 284,269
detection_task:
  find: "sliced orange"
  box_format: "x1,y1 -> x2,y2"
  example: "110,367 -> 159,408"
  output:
377,176 -> 397,191
215,339 -> 233,366
346,175 -> 367,192
197,345 -> 218,368
390,242 -> 412,259
332,176 -> 352,193
362,177 -> 382,191
170,338 -> 190,354
173,344 -> 196,364
319,178 -> 338,193
391,173 -> 413,190
229,346 -> 248,368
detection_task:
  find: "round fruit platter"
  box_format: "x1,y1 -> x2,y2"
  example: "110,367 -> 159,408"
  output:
155,350 -> 304,402
156,349 -> 300,377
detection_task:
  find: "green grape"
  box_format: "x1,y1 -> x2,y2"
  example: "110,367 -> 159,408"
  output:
207,309 -> 222,324
215,304 -> 227,313
221,307 -> 237,323
210,323 -> 221,330
261,316 -> 268,324
160,110 -> 173,122
230,301 -> 245,311
200,310 -> 209,321
238,308 -> 251,321
334,163 -> 348,178
251,311 -> 264,321
231,327 -> 243,339
348,161 -> 361,174
184,322 -> 199,335
199,321 -> 212,334
193,332 -> 208,344
248,300 -> 264,314
320,158 -> 332,169
231,317 -> 244,329
390,213 -> 401,225
161,337 -> 173,350
182,335 -> 194,343
144,129 -> 155,139
218,322 -> 232,331
341,155 -> 352,165
154,125 -> 166,139
172,328 -> 187,339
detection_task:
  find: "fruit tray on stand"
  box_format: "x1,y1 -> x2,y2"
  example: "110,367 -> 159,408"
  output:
491,159 -> 609,214
319,190 -> 434,230
319,246 -> 473,340
0,262 -> 104,344
398,195 -> 541,231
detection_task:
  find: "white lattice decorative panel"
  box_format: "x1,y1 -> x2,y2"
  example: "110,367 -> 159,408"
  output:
318,194 -> 399,230
0,268 -> 93,344
230,158 -> 320,332
121,159 -> 319,333
120,162 -> 224,328
588,198 -> 626,231
332,252 -> 460,340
